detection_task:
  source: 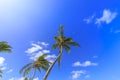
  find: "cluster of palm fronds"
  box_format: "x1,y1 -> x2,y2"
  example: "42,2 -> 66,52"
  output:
0,41 -> 12,78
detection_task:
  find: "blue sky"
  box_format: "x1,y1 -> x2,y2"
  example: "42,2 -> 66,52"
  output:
0,0 -> 120,80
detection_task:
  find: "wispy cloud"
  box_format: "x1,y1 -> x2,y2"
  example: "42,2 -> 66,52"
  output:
84,14 -> 95,24
95,9 -> 117,25
73,61 -> 98,67
71,70 -> 86,80
40,42 -> 49,47
25,43 -> 43,54
110,28 -> 120,33
114,30 -> 120,33
26,42 -> 56,62
93,56 -> 98,58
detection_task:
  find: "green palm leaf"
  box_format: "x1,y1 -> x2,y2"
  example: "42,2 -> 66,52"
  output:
58,25 -> 64,37
63,44 -> 71,53
65,38 -> 73,42
20,63 -> 32,74
66,41 -> 80,47
0,41 -> 12,53
23,66 -> 32,77
52,43 -> 59,49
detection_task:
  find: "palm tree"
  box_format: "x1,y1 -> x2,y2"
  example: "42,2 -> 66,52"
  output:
0,41 -> 12,53
43,25 -> 80,80
20,54 -> 50,80
0,41 -> 12,78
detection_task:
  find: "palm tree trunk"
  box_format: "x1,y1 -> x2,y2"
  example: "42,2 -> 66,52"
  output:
43,46 -> 62,80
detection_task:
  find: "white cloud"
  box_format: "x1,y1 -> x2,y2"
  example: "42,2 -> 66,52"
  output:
42,50 -> 50,53
7,69 -> 13,73
0,57 -> 5,66
9,78 -> 15,80
40,42 -> 49,47
1,66 -> 6,70
25,43 -> 43,54
73,61 -> 98,67
0,57 -> 7,70
26,42 -> 56,62
45,54 -> 57,63
71,70 -> 86,80
96,9 -> 117,25
33,77 -> 39,80
84,15 -> 95,24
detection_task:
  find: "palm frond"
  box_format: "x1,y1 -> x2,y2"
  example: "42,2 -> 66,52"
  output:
65,38 -> 73,42
0,41 -> 12,53
40,64 -> 49,71
36,54 -> 47,61
37,67 -> 41,73
66,41 -> 80,47
24,77 -> 28,80
54,36 -> 60,42
23,66 -> 32,77
63,44 -> 71,53
59,25 -> 64,37
52,43 -> 58,49
20,63 -> 32,74
0,75 -> 2,78
0,70 -> 2,73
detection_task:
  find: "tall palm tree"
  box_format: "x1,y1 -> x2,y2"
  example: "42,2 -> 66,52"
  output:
0,41 -> 12,53
43,25 -> 80,80
20,54 -> 50,80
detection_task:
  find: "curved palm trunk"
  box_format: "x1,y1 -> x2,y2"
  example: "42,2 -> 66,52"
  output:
43,46 -> 62,80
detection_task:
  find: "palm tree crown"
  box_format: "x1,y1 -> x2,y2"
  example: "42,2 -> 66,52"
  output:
43,25 -> 80,80
52,25 -> 80,67
20,54 -> 50,80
